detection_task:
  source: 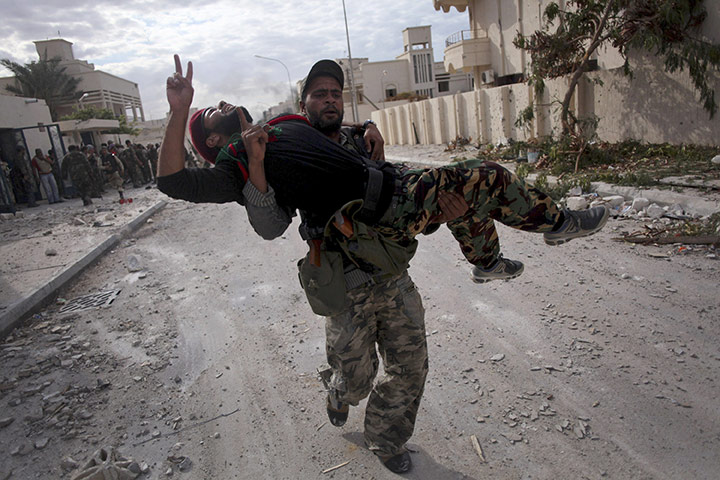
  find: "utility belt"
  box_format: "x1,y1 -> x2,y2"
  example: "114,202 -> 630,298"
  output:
297,199 -> 416,316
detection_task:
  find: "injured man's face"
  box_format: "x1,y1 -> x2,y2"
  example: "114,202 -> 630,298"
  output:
203,102 -> 241,137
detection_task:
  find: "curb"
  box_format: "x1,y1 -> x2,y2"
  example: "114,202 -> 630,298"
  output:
0,200 -> 168,338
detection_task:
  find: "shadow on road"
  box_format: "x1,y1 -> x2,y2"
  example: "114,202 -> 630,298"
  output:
342,431 -> 479,479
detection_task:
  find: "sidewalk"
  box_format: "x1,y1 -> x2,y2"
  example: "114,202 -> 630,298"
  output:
0,186 -> 167,337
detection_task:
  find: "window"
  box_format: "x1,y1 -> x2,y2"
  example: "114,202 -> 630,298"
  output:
438,81 -> 449,93
385,87 -> 397,99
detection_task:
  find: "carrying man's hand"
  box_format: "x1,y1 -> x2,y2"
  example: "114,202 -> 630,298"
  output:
363,123 -> 385,162
239,109 -> 270,193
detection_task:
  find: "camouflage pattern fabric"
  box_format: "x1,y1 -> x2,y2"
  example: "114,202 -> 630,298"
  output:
87,153 -> 104,196
61,151 -> 94,200
376,159 -> 561,268
120,149 -> 144,187
325,271 -> 427,456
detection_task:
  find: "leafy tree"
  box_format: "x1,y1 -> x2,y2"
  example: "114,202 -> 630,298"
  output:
60,106 -> 140,135
514,0 -> 720,136
1,53 -> 82,121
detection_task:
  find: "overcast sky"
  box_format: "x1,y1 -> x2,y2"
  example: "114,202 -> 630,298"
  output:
0,0 -> 468,121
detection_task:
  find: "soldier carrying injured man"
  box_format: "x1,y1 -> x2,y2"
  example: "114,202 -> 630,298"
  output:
157,55 -> 609,285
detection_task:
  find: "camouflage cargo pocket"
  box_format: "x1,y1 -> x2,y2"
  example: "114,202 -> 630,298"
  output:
297,250 -> 348,316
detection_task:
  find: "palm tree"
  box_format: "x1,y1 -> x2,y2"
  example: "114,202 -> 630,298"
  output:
1,53 -> 82,121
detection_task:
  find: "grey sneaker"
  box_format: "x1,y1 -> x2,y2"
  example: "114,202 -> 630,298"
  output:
471,255 -> 524,283
544,205 -> 609,246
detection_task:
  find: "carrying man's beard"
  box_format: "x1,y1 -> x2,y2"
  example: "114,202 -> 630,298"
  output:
307,106 -> 343,135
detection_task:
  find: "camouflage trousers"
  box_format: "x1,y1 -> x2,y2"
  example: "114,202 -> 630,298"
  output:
105,172 -> 124,191
69,173 -> 94,202
325,270 -> 428,457
377,159 -> 561,268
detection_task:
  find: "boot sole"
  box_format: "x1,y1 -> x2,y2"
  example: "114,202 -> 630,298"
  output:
544,207 -> 609,246
471,268 -> 524,283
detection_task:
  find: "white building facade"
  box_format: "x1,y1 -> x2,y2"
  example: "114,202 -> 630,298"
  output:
371,1 -> 720,147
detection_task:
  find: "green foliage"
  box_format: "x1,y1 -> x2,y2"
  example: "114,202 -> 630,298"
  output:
60,106 -> 140,135
533,172 -> 549,192
60,106 -> 116,121
1,53 -> 81,121
514,105 -> 535,130
515,162 -> 532,180
621,0 -> 719,118
513,0 -> 720,134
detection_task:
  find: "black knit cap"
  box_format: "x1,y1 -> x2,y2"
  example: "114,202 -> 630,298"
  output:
300,60 -> 344,100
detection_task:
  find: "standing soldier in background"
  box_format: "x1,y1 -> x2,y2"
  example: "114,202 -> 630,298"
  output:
117,143 -> 143,188
100,145 -> 127,202
15,146 -> 38,207
146,143 -> 159,183
134,143 -> 152,184
61,145 -> 94,206
83,144 -> 105,198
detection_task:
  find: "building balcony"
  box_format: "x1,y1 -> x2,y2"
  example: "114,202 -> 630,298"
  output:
433,0 -> 469,13
443,30 -> 491,73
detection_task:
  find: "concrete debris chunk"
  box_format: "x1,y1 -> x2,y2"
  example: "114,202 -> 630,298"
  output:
501,432 -> 523,443
10,441 -> 34,456
712,155 -> 720,165
0,417 -> 14,428
35,437 -> 50,449
61,457 -> 80,472
566,196 -> 589,210
126,255 -> 143,272
490,354 -> 505,362
646,204 -> 665,219
45,248 -> 58,256
631,198 -> 650,211
70,446 -> 139,480
604,195 -> 625,208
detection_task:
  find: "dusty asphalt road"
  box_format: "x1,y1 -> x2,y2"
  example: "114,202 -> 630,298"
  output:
1,197 -> 719,480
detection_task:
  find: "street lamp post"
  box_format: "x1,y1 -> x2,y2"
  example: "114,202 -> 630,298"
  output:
78,92 -> 89,110
254,55 -> 296,109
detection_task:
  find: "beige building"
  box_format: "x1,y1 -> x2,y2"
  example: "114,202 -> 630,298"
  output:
31,39 -> 145,122
290,26 -> 473,123
0,38 -> 148,151
371,1 -> 720,147
341,26 -> 473,122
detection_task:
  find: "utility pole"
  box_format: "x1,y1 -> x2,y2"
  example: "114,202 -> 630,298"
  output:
342,0 -> 359,122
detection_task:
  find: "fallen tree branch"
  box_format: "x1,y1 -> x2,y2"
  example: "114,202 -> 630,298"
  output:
614,235 -> 720,245
132,407 -> 240,446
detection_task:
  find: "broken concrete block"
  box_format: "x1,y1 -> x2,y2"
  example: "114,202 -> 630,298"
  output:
126,255 -> 143,272
631,197 -> 650,211
646,204 -> 665,218
566,196 -> 589,210
603,195 -> 625,207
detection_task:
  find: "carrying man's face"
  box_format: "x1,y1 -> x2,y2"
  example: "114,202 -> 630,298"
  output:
301,76 -> 344,134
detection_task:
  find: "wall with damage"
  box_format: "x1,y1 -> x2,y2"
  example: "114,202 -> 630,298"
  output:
373,60 -> 720,147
